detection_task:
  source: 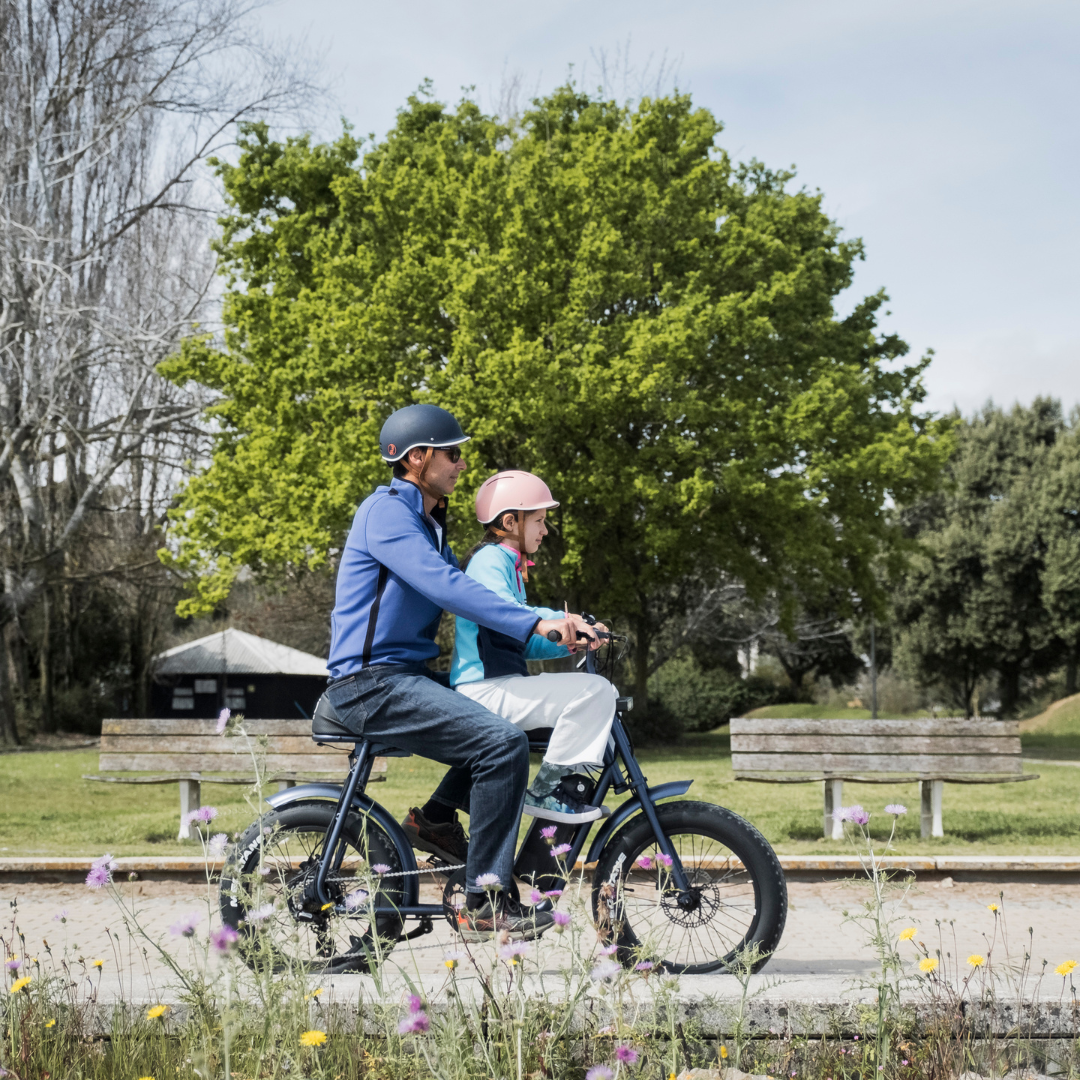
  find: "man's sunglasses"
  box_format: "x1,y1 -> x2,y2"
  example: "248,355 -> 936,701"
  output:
437,446 -> 463,463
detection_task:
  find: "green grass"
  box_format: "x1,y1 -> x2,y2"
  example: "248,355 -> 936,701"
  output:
743,704 -> 934,720
1020,692 -> 1080,758
2,735 -> 1078,857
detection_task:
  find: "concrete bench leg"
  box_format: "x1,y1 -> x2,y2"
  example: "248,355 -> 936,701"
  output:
277,779 -> 296,793
920,779 -> 943,839
178,778 -> 201,840
823,779 -> 844,840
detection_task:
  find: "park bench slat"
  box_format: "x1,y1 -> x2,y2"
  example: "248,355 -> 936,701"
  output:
99,734 -> 346,756
729,717 -> 1019,737
98,752 -> 358,773
101,718 -> 324,737
731,734 -> 1022,755
731,752 -> 1023,774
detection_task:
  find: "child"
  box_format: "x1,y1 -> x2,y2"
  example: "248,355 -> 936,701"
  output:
450,470 -> 618,823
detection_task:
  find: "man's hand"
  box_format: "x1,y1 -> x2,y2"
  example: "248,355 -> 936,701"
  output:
534,618 -> 576,647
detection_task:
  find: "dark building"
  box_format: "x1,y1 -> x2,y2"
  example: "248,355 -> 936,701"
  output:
150,628 -> 328,720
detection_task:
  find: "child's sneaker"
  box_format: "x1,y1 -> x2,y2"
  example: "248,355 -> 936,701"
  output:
523,790 -> 603,823
557,774 -> 611,817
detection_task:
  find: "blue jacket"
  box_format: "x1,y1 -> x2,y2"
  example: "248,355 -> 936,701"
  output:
450,543 -> 569,685
328,482 -> 541,680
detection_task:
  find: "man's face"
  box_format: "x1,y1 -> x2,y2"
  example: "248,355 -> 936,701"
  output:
407,446 -> 466,495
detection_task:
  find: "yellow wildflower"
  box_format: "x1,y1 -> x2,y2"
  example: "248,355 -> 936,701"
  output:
444,959 -> 456,970
147,1005 -> 168,1019
44,1018 -> 56,1028
968,954 -> 986,968
137,1076 -> 156,1079
92,959 -> 104,969
300,1029 -> 327,1047
919,957 -> 939,974
988,903 -> 1000,913
898,927 -> 918,941
9,976 -> 31,993
303,988 -> 324,1001
1055,960 -> 1077,977
720,1045 -> 729,1059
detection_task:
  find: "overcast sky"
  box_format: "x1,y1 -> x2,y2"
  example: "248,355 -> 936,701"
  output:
260,0 -> 1079,420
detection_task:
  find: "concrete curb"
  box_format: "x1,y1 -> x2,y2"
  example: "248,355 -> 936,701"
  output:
3,854 -> 1080,883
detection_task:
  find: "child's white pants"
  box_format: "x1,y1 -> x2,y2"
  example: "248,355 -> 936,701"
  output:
455,673 -> 617,770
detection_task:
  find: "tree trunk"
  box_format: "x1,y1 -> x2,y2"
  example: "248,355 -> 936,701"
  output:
40,588 -> 54,732
0,623 -> 22,745
998,664 -> 1021,719
633,616 -> 651,719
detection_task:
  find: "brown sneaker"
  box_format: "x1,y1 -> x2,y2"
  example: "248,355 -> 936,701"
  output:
400,806 -> 469,865
456,895 -> 554,942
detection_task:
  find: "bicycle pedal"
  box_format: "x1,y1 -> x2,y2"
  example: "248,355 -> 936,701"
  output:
398,917 -> 434,942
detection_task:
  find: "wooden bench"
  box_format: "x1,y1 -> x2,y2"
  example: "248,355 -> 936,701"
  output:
729,717 -> 1036,840
84,718 -> 386,839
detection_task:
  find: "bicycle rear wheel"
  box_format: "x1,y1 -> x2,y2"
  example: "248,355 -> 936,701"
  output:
220,802 -> 406,974
591,800 -> 787,975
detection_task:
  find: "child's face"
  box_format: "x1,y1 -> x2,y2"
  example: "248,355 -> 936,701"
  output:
510,509 -> 548,554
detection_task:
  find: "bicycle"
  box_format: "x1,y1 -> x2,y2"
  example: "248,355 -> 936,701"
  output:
220,623 -> 788,976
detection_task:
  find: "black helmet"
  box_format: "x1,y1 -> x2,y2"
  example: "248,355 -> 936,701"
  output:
379,404 -> 470,462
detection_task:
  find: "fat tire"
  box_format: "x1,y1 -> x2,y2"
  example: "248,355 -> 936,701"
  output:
220,802 -> 405,974
591,800 -> 787,975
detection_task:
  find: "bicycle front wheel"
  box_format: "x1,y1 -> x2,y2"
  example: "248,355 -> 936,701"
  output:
591,800 -> 787,975
221,802 -> 406,974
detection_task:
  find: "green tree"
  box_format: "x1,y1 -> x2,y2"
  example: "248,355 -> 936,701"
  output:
893,400 -> 1065,716
162,85 -> 948,716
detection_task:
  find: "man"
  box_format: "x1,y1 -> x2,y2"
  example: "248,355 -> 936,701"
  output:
325,404 -> 590,939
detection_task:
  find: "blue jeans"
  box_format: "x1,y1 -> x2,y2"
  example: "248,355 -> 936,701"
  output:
326,664 -> 529,894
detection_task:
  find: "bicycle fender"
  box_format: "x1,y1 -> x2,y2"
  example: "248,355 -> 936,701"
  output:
585,780 -> 693,865
264,783 -> 419,906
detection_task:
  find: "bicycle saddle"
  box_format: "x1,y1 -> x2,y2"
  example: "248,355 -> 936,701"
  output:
311,693 -> 411,757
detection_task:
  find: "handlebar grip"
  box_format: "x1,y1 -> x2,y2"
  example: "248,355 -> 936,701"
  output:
546,629 -> 562,642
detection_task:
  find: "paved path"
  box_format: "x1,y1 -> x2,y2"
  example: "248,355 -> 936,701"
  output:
3,877 -> 1077,1011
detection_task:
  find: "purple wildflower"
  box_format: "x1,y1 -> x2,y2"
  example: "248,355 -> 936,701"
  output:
656,852 -> 673,868
499,941 -> 529,962
551,911 -> 571,927
885,803 -> 908,816
833,805 -> 870,825
540,825 -> 558,841
406,993 -> 424,1013
371,863 -> 391,875
169,912 -> 200,937
615,1044 -> 638,1064
216,707 -> 231,734
344,889 -> 368,911
398,1011 -> 430,1035
244,904 -> 274,925
53,910 -> 68,922
636,854 -> 654,869
550,843 -> 572,857
599,943 -> 618,956
5,958 -> 19,971
530,888 -> 545,904
86,864 -> 111,890
208,833 -> 228,856
475,872 -> 501,888
634,960 -> 654,971
544,888 -> 563,898
183,806 -> 218,827
210,925 -> 239,953
586,1068 -> 614,1080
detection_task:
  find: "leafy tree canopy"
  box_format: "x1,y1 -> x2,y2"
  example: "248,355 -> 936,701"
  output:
161,83 -> 948,706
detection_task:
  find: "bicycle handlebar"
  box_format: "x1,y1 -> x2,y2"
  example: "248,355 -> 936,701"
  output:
546,629 -> 614,642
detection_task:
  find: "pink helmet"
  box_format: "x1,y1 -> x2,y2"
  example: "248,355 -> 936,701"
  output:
475,471 -> 559,525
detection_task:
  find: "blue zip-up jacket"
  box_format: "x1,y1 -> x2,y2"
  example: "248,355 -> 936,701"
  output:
450,543 -> 569,686
328,482 -> 541,680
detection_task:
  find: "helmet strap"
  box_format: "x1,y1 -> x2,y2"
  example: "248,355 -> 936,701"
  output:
406,447 -> 447,508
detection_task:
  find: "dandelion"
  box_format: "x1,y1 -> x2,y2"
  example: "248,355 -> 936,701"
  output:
550,843 -> 572,857
304,988 -> 324,1000
499,941 -> 529,964
615,1045 -> 638,1064
371,862 -> 391,875
299,1029 -> 327,1047
720,1046 -> 729,1059
988,903 -> 1000,913
919,957 -> 939,974
585,1067 -> 613,1080
210,925 -> 239,953
1055,960 -> 1077,977
216,707 -> 231,734
636,855 -> 654,870
344,889 -> 368,911
44,1018 -> 55,1028
968,954 -> 986,968
475,872 -> 501,888
634,960 -> 654,972
898,927 -> 918,941
591,961 -> 622,982
551,911 -> 571,931
91,958 -> 103,969
884,803 -> 907,816
540,825 -> 558,841
245,903 -> 275,924
9,976 -> 30,994
169,912 -> 200,938
147,1005 -> 168,1019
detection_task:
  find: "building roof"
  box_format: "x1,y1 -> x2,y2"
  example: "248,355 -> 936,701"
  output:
153,628 -> 328,677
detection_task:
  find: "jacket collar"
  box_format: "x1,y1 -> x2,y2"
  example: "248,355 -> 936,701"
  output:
387,480 -> 448,551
